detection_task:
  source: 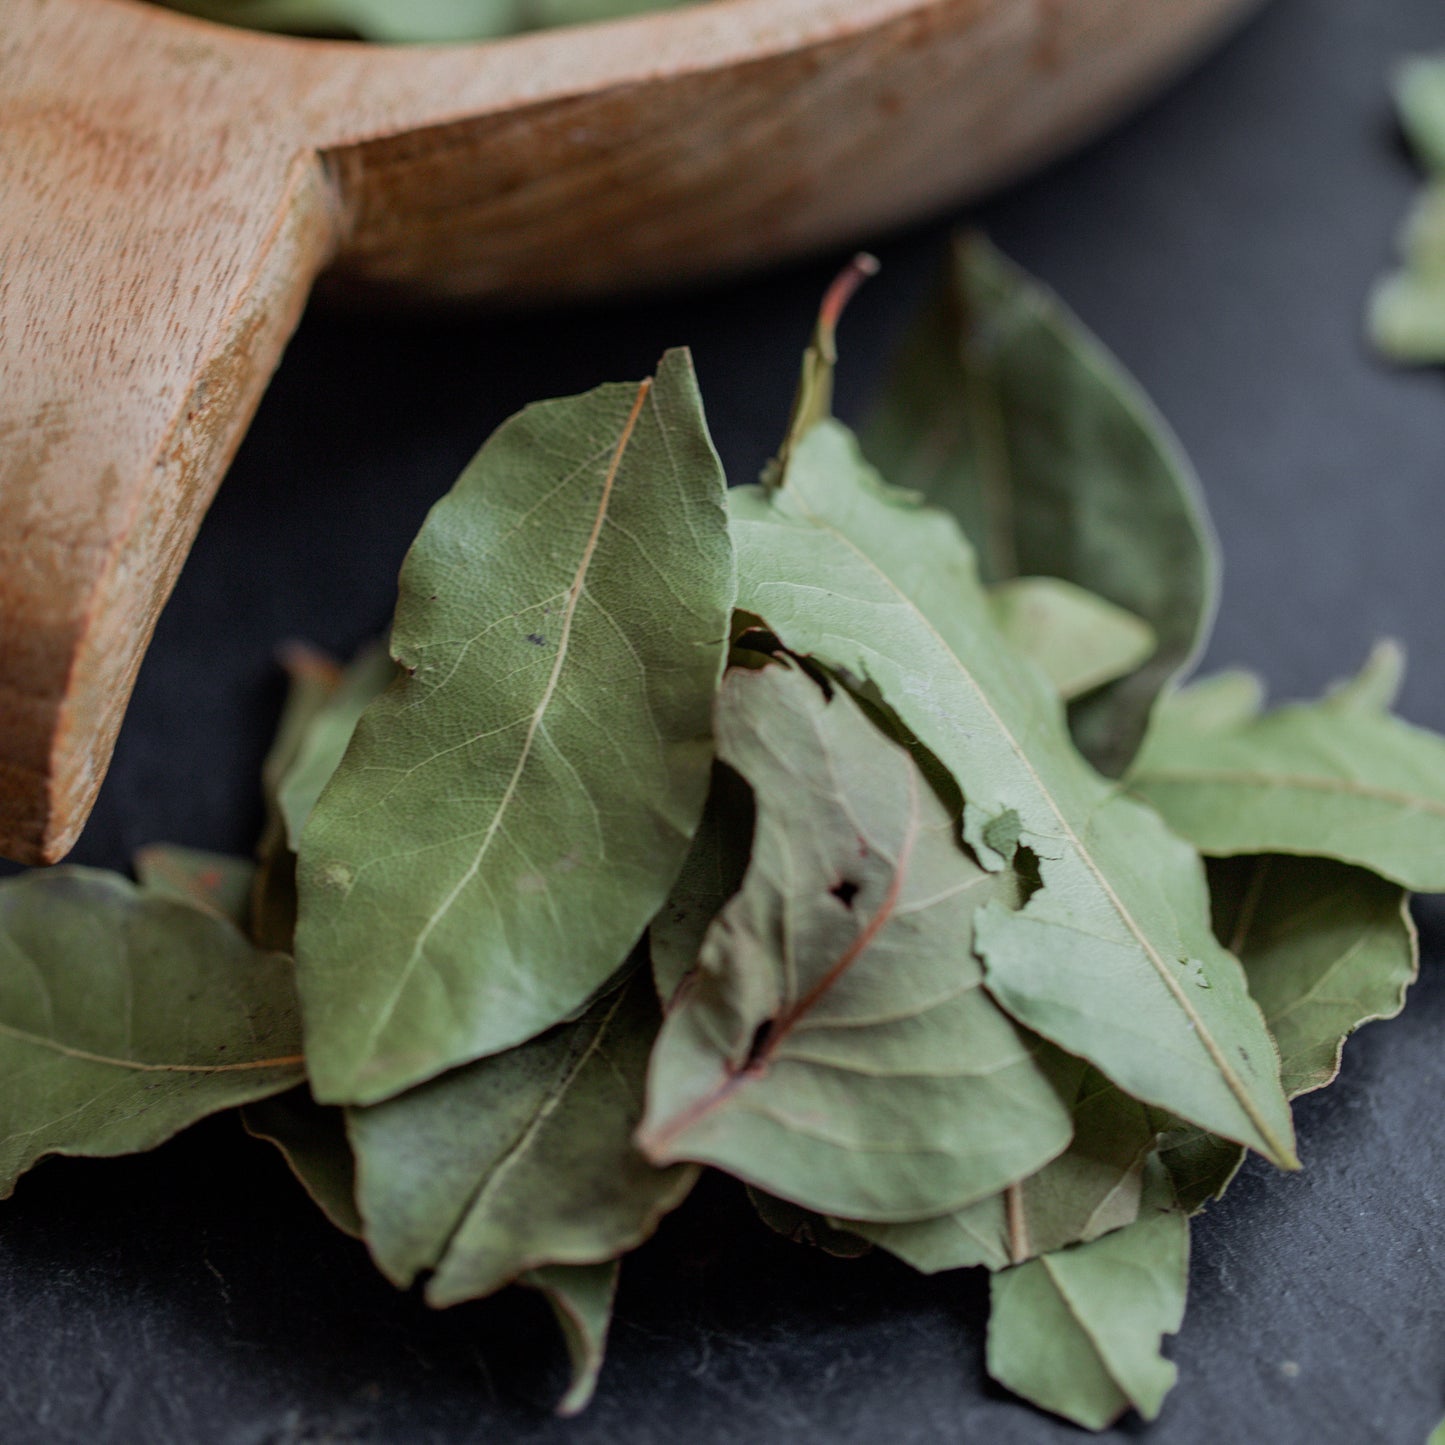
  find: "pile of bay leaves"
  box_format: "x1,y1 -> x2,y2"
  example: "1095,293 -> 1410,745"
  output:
5,236 -> 1443,1430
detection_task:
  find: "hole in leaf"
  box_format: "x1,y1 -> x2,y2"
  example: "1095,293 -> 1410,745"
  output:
830,879 -> 860,909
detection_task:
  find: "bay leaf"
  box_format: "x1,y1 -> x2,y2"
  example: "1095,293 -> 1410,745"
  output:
988,576 -> 1156,702
0,869 -> 303,1198
747,1187 -> 872,1259
297,349 -> 735,1105
1161,852 -> 1416,1212
855,1067 -> 1154,1273
523,1262 -> 619,1418
986,1159 -> 1188,1431
636,661 -> 1076,1222
1130,657 -> 1445,891
1325,638 -> 1405,715
243,1088 -> 363,1237
1397,55 -> 1445,173
861,232 -> 1217,774
730,422 -> 1295,1166
252,642 -> 344,952
350,974 -> 694,1306
134,843 -> 255,929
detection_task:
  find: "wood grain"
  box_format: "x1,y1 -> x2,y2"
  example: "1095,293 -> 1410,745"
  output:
0,0 -> 1258,863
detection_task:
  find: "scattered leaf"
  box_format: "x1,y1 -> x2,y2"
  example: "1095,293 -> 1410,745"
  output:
988,576 -> 1156,701
1131,658 -> 1445,891
637,662 -> 1076,1222
350,974 -> 694,1305
730,422 -> 1295,1166
862,232 -> 1217,774
0,869 -> 303,1198
986,1160 -> 1188,1430
297,349 -> 735,1105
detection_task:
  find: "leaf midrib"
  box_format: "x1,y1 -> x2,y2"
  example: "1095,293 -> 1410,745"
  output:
0,1019 -> 302,1075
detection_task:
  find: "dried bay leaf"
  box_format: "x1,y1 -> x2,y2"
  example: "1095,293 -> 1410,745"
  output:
856,1068 -> 1155,1273
350,974 -> 694,1305
523,1262 -> 619,1417
243,1088 -> 363,1237
986,1159 -> 1188,1431
297,349 -> 735,1105
862,233 -> 1217,774
730,422 -> 1295,1166
747,1187 -> 872,1259
637,662 -> 1076,1222
1162,853 -> 1417,1212
134,843 -> 256,929
0,869 -> 303,1197
988,576 -> 1156,702
1131,657 -> 1445,892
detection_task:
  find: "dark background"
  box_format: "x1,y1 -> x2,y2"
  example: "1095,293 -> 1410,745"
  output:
4,0 -> 1444,1439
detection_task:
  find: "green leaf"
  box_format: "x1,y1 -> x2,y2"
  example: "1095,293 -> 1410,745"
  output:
350,974 -> 694,1305
252,642 -> 344,953
243,1088 -> 363,1237
730,423 -> 1295,1166
1397,56 -> 1445,172
747,1187 -> 872,1259
0,869 -> 303,1198
522,1262 -> 619,1417
1130,659 -> 1445,891
986,1160 -> 1188,1431
649,762 -> 752,1008
134,844 -> 256,929
1370,183 -> 1445,363
856,1068 -> 1154,1273
1325,638 -> 1405,715
988,577 -> 1156,701
297,349 -> 735,1105
1428,1415 -> 1445,1445
1162,853 -> 1416,1212
862,233 -> 1217,774
636,662 -> 1076,1221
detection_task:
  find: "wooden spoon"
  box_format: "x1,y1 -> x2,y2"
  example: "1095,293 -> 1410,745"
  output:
0,0 -> 1256,863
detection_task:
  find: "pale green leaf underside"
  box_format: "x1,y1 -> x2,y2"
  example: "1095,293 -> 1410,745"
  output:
350,976 -> 694,1306
1131,675 -> 1445,892
989,576 -> 1156,702
987,1161 -> 1188,1431
523,1262 -> 620,1417
729,422 -> 1294,1166
297,349 -> 735,1105
861,232 -> 1217,776
0,869 -> 303,1198
638,663 -> 1075,1222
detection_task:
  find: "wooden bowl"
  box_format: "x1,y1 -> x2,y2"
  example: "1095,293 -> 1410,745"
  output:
0,0 -> 1258,863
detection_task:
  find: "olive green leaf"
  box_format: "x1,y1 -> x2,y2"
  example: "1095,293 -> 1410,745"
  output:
1161,853 -> 1416,1212
747,1187 -> 872,1259
636,662 -> 1076,1222
856,1067 -> 1154,1273
1130,655 -> 1445,892
649,762 -> 752,1008
1370,57 -> 1445,363
155,0 -> 687,43
523,1262 -> 620,1417
298,349 -> 735,1106
134,844 -> 256,929
986,1159 -> 1188,1431
862,232 -> 1217,774
252,642 -> 344,952
243,1088 -> 363,1237
350,974 -> 694,1306
0,869 -> 303,1198
988,577 -> 1156,702
730,423 -> 1295,1166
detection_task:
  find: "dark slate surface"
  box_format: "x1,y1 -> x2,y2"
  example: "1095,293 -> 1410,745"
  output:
4,0 -> 1445,1439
